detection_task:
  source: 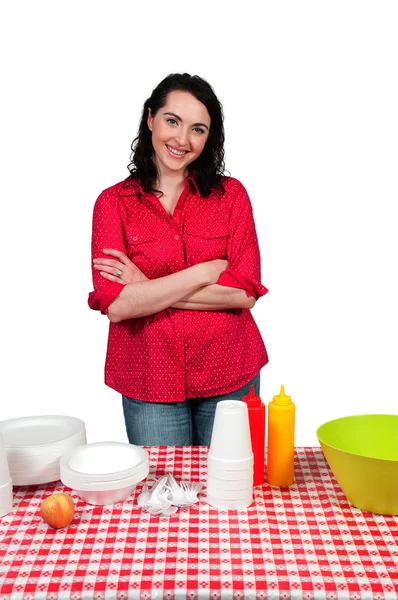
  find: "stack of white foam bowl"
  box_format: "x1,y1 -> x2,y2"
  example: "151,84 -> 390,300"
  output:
0,416 -> 87,486
60,442 -> 149,505
0,432 -> 13,517
206,400 -> 253,509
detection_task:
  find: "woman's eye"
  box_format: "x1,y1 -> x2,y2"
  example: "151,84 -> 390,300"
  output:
193,127 -> 205,134
167,118 -> 177,125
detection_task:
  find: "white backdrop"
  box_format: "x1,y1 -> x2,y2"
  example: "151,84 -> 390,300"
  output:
1,1 -> 397,447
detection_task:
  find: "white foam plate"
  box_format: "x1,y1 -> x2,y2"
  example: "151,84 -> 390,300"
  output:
0,416 -> 85,447
0,416 -> 87,486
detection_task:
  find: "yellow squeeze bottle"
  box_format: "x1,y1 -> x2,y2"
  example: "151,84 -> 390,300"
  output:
266,385 -> 295,487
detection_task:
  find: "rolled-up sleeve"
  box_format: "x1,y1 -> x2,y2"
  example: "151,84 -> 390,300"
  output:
88,188 -> 126,314
217,182 -> 268,300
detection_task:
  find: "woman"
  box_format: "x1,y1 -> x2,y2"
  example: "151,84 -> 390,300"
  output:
88,73 -> 268,446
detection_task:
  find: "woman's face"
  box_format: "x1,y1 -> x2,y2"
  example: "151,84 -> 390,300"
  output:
147,90 -> 211,179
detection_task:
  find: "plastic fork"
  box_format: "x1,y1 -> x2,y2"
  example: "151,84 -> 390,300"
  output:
166,473 -> 189,506
180,480 -> 204,503
138,475 -> 172,515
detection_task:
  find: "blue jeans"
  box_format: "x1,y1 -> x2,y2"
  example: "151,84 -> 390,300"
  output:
122,373 -> 261,446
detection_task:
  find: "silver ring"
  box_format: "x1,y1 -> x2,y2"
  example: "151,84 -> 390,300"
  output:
116,269 -> 123,279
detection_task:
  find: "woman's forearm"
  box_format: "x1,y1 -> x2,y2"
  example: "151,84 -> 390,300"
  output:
107,263 -> 211,322
172,284 -> 255,311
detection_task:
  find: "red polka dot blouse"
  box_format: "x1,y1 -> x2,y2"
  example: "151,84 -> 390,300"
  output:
88,175 -> 268,402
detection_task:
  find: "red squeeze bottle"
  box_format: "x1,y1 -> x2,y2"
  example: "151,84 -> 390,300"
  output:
242,385 -> 266,486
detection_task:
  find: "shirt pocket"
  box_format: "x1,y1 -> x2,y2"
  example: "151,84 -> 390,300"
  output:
125,227 -> 159,273
183,222 -> 229,265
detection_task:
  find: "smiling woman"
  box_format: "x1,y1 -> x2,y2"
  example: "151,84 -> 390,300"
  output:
146,90 -> 211,215
88,73 -> 269,446
151,95 -> 211,162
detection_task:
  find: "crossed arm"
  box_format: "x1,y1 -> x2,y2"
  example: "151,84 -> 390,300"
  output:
174,285 -> 256,310
93,249 -> 254,322
88,183 -> 266,322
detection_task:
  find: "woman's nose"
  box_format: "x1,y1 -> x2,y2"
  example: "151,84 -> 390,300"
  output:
175,129 -> 189,147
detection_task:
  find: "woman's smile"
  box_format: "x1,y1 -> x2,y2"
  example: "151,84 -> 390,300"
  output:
165,144 -> 189,158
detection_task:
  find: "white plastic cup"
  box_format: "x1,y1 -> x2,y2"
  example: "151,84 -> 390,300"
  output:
207,474 -> 253,491
206,483 -> 253,500
207,460 -> 253,481
206,487 -> 253,509
207,453 -> 253,472
209,400 -> 252,461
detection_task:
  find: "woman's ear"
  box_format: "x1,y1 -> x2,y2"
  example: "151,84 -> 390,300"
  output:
147,108 -> 153,132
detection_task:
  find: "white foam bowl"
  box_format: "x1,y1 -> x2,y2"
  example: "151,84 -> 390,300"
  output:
72,484 -> 138,506
60,442 -> 149,505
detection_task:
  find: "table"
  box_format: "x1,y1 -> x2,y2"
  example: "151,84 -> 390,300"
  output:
1,447 -> 398,600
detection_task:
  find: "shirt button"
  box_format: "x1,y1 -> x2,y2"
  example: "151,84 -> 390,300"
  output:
133,236 -> 138,241
175,235 -> 179,240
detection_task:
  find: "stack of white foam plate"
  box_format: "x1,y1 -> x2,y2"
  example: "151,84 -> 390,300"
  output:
0,416 -> 87,486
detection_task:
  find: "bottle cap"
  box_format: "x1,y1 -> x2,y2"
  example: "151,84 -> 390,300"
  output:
242,385 -> 261,407
272,384 -> 292,406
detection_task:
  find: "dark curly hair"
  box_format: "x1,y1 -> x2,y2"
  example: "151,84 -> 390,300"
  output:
126,73 -> 226,198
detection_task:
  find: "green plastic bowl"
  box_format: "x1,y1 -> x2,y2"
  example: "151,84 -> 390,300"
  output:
316,414 -> 398,515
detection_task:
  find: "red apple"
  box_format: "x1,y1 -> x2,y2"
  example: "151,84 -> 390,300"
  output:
40,493 -> 75,529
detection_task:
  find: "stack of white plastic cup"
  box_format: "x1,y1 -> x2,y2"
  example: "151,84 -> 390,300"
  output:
0,432 -> 13,518
206,400 -> 253,509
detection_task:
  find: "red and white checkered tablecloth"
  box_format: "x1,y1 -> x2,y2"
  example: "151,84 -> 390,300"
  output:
1,446 -> 398,600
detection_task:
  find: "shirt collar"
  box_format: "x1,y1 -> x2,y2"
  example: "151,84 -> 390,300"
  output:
187,173 -> 200,194
118,177 -> 141,197
118,174 -> 200,197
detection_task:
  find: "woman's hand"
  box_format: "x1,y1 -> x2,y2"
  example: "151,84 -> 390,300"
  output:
201,259 -> 230,285
93,249 -> 148,284
93,251 -> 229,286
